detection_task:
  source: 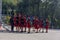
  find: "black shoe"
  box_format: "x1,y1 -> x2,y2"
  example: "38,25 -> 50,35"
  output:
28,32 -> 30,33
46,31 -> 48,33
20,31 -> 23,33
16,31 -> 19,33
35,32 -> 38,33
42,31 -> 44,33
24,31 -> 26,32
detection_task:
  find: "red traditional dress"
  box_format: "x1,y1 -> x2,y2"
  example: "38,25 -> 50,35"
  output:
20,17 -> 24,27
27,19 -> 31,28
34,19 -> 39,29
16,16 -> 20,27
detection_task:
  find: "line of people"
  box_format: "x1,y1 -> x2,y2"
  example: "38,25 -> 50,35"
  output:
10,14 -> 49,33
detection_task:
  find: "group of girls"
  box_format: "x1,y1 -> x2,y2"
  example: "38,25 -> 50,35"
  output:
10,14 -> 49,33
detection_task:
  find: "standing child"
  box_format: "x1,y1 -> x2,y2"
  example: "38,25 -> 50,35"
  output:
34,16 -> 39,33
45,18 -> 49,33
16,14 -> 19,32
20,15 -> 24,32
27,16 -> 31,33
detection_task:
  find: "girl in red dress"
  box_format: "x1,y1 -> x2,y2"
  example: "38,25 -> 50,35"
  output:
34,17 -> 39,33
13,14 -> 19,32
16,16 -> 19,31
45,18 -> 49,33
20,15 -> 24,32
27,16 -> 31,33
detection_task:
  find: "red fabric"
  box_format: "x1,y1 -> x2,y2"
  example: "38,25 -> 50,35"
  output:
20,24 -> 24,27
27,19 -> 31,28
13,17 -> 19,27
24,17 -> 27,27
39,20 -> 43,28
18,17 -> 21,27
46,26 -> 48,30
34,19 -> 39,29
18,20 -> 21,27
46,22 -> 49,30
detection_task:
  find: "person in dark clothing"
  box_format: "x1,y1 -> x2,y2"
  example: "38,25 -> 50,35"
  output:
10,16 -> 14,32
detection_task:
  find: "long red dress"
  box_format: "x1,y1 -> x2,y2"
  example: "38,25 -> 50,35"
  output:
34,19 -> 39,29
27,19 -> 31,28
20,17 -> 24,27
